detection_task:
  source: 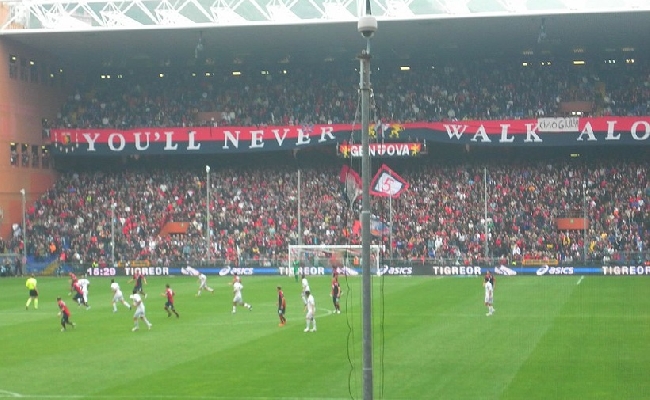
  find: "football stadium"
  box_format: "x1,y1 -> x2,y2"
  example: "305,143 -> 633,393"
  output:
0,0 -> 649,399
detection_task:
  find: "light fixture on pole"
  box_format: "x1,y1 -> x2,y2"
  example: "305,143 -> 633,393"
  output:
111,203 -> 116,267
205,165 -> 211,263
20,188 -> 26,270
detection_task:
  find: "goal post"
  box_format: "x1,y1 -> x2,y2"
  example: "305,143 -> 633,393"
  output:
287,245 -> 382,276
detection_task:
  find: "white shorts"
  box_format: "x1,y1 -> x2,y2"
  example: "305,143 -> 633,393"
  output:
113,292 -> 124,303
485,294 -> 493,304
233,294 -> 242,303
306,311 -> 314,320
134,306 -> 146,318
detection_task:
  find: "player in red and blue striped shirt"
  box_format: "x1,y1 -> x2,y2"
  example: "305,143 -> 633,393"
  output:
57,297 -> 76,331
162,284 -> 179,318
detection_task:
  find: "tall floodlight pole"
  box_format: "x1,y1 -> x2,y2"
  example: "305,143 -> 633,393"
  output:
389,195 -> 392,257
20,188 -> 26,270
484,167 -> 489,261
298,169 -> 302,246
583,180 -> 587,262
111,203 -> 116,267
206,165 -> 211,263
358,3 -> 377,400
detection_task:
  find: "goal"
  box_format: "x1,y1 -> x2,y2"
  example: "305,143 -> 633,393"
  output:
287,244 -> 382,276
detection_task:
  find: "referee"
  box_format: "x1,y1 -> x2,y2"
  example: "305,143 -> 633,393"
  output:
25,274 -> 38,310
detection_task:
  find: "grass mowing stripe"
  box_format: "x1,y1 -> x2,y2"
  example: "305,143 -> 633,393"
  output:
502,277 -> 650,400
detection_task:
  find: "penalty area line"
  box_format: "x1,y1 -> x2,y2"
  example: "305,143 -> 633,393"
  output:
186,309 -> 333,327
577,275 -> 584,285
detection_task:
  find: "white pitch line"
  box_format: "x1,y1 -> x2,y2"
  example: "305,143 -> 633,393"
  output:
188,309 -> 333,327
577,275 -> 584,285
0,392 -> 351,400
0,311 -> 49,315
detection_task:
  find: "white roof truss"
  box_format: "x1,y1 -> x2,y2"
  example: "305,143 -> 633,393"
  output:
1,0 -> 650,31
210,0 -> 246,24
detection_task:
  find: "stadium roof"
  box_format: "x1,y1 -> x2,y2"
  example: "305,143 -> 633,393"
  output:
2,0 -> 650,26
0,0 -> 649,69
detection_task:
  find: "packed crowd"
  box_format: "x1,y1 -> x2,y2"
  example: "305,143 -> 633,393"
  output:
49,61 -> 650,130
6,150 -> 649,267
13,60 -> 650,267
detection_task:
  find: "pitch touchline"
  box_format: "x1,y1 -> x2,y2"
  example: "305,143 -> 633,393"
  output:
0,391 -> 352,400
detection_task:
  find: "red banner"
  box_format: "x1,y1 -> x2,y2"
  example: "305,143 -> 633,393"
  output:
50,117 -> 650,155
339,165 -> 362,206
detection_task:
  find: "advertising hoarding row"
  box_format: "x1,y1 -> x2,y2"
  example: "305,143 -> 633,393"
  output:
106,264 -> 650,277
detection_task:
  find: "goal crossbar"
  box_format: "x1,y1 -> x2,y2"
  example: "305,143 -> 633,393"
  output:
288,244 -> 381,275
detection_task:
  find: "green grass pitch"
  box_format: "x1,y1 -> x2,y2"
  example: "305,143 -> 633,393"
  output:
1,274 -> 649,399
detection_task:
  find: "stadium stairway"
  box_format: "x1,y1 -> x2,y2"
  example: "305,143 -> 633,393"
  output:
40,260 -> 60,276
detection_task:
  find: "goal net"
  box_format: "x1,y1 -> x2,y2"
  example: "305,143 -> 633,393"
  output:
287,245 -> 381,276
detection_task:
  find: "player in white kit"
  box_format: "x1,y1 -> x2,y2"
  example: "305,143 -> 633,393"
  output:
301,274 -> 310,305
304,290 -> 316,332
110,279 -> 131,312
484,280 -> 494,316
130,291 -> 152,331
197,273 -> 214,296
231,281 -> 252,313
77,275 -> 91,306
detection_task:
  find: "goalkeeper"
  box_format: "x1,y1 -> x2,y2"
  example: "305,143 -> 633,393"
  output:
293,260 -> 300,282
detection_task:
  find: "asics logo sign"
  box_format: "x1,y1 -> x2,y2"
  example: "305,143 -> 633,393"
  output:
536,265 -> 574,275
377,266 -> 412,276
219,266 -> 254,276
